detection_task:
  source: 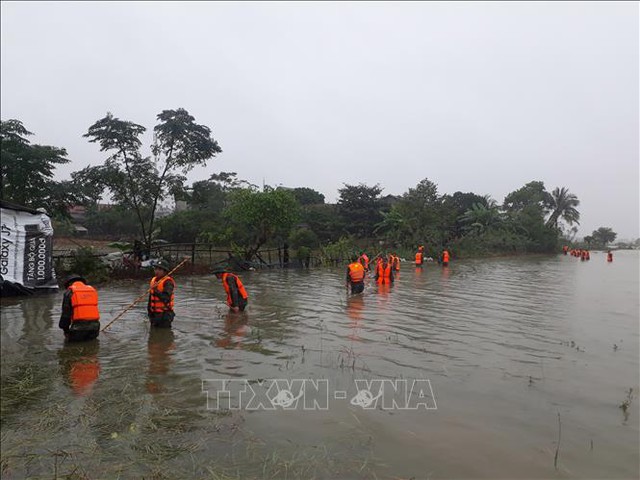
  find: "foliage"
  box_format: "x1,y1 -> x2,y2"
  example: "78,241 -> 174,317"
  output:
61,247 -> 110,284
0,119 -> 81,217
157,209 -> 221,243
459,202 -> 504,235
503,181 -> 552,214
52,217 -> 76,236
221,187 -> 301,259
83,205 -> 142,238
80,109 -> 221,247
318,237 -> 359,264
288,227 -> 319,249
301,204 -> 346,243
290,187 -> 325,205
546,187 -> 580,229
337,183 -> 384,237
591,227 -> 617,247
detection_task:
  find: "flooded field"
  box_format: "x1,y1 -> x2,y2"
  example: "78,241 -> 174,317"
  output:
1,251 -> 638,479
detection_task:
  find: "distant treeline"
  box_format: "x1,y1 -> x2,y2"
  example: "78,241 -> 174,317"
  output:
1,112 -> 621,262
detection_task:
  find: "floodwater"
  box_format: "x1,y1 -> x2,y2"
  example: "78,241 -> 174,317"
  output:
1,251 -> 639,479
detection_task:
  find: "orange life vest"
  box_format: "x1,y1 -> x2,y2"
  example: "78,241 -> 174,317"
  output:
358,254 -> 369,270
149,276 -> 175,313
376,261 -> 393,283
442,251 -> 450,263
348,262 -> 365,283
69,282 -> 100,322
221,273 -> 248,307
392,255 -> 400,271
415,252 -> 423,265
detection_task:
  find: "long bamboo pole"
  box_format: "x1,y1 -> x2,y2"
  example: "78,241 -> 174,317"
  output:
101,258 -> 189,332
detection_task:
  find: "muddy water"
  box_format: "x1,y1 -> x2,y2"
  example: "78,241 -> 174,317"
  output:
1,252 -> 638,479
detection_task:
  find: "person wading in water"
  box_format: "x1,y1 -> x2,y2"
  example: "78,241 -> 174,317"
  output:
147,260 -> 175,328
213,268 -> 249,312
347,255 -> 366,294
59,274 -> 100,342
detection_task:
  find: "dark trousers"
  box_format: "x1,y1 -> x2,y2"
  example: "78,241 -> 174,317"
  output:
66,321 -> 100,342
149,311 -> 175,328
66,330 -> 99,342
231,297 -> 248,312
350,282 -> 365,294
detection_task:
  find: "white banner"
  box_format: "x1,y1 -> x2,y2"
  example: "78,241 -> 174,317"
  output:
1,206 -> 57,290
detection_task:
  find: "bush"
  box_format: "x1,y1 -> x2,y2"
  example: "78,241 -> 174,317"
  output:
288,228 -> 319,249
57,246 -> 110,284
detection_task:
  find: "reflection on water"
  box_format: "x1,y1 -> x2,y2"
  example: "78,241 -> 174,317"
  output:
146,328 -> 175,393
1,251 -> 639,479
58,340 -> 101,397
215,312 -> 249,349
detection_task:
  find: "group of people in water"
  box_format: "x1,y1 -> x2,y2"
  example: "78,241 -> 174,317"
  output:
345,246 -> 451,294
59,245 -> 453,341
58,261 -> 249,342
562,245 -> 614,262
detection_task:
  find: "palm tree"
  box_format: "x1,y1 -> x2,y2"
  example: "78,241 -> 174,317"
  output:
546,187 -> 580,228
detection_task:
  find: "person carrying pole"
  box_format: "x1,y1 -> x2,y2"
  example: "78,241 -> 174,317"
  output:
147,260 -> 175,328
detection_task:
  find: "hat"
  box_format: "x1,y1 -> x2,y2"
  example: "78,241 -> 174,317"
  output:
64,274 -> 86,288
154,260 -> 171,272
211,267 -> 226,275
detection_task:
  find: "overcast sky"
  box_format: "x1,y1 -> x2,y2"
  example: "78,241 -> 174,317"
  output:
2,2 -> 638,239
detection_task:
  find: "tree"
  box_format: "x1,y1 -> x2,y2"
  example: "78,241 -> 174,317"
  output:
222,187 -> 301,259
290,187 -> 325,205
459,202 -> 504,235
442,191 -> 490,238
591,227 -> 617,247
301,203 -> 345,243
503,181 -> 557,252
393,178 -> 446,246
583,235 -> 593,247
0,119 -> 78,216
546,187 -> 580,229
186,172 -> 254,213
503,181 -> 552,214
337,183 -> 383,237
373,206 -> 410,244
81,109 -> 221,247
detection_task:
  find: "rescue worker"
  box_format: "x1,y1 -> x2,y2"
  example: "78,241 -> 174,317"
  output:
346,255 -> 366,294
147,260 -> 175,328
358,251 -> 370,271
415,246 -> 424,266
391,253 -> 400,272
607,250 -> 613,262
59,274 -> 100,342
442,249 -> 451,267
562,245 -> 568,255
375,255 -> 394,284
213,267 -> 249,312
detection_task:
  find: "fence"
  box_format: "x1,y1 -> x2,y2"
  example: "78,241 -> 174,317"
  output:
53,243 -> 329,272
